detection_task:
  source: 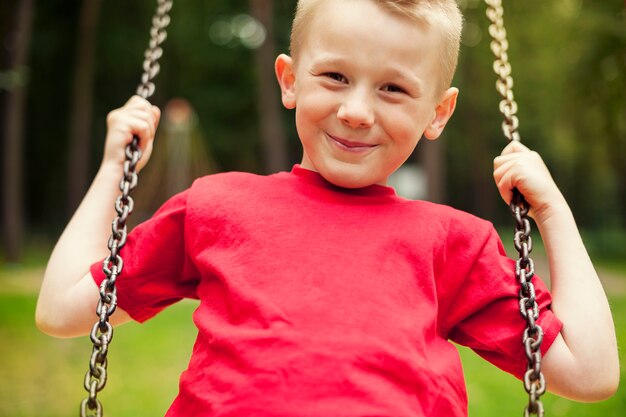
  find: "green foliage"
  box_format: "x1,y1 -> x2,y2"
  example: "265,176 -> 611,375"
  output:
20,0 -> 625,237
448,0 -> 625,229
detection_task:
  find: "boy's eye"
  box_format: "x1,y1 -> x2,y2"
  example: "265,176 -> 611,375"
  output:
382,84 -> 407,94
324,72 -> 347,83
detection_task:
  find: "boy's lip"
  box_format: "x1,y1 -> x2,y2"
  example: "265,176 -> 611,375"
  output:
326,133 -> 377,152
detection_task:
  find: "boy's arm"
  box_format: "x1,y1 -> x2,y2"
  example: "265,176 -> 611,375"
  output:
493,141 -> 619,401
36,96 -> 160,338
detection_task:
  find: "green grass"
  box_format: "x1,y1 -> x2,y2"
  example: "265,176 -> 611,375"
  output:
1,260 -> 625,416
0,292 -> 198,417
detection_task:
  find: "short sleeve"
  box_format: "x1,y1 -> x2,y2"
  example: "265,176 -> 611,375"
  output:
91,189 -> 200,323
438,220 -> 562,379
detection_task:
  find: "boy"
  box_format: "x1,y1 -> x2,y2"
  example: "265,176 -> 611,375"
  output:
37,0 -> 619,416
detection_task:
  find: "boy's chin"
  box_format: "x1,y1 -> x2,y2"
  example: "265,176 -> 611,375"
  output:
318,163 -> 387,189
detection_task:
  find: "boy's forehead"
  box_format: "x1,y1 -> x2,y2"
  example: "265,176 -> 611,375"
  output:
297,1 -> 443,92
292,0 -> 461,93
299,0 -> 431,25
296,0 -> 444,51
300,0 -> 439,56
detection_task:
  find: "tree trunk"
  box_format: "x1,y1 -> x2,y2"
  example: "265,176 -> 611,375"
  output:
249,0 -> 289,174
1,0 -> 34,263
419,139 -> 446,204
66,0 -> 102,214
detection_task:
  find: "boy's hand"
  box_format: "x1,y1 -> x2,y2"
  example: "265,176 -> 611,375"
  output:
493,141 -> 567,223
102,95 -> 161,172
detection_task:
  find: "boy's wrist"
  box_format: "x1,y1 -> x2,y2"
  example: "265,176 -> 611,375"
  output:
96,160 -> 124,182
532,196 -> 571,227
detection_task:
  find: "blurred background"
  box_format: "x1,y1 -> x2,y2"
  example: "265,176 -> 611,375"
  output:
0,0 -> 624,416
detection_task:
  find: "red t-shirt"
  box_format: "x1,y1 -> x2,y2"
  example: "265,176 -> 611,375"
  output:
92,165 -> 561,417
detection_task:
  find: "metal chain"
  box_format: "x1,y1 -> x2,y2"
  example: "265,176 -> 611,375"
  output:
484,0 -> 520,142
136,0 -> 174,100
484,1 -> 546,416
80,1 -> 173,416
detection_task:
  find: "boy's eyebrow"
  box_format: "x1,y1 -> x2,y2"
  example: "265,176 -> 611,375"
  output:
308,55 -> 349,71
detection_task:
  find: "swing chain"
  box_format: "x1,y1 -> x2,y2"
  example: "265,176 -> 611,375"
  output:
484,1 -> 546,416
80,1 -> 173,416
484,0 -> 520,143
137,0 -> 174,100
513,195 -> 546,417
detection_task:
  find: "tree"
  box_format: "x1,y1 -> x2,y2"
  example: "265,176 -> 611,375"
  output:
66,0 -> 103,214
250,0 -> 288,173
1,0 -> 34,262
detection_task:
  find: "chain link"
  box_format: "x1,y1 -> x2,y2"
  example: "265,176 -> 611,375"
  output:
79,1 -> 173,416
484,1 -> 545,415
485,0 -> 520,142
136,0 -> 173,100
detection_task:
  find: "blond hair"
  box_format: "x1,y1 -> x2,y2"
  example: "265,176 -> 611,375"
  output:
290,0 -> 463,93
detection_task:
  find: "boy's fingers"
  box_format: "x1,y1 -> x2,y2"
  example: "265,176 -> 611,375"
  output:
135,119 -> 153,144
494,144 -> 540,174
493,159 -> 516,194
126,94 -> 149,106
122,107 -> 160,140
106,97 -> 160,151
500,140 -> 530,155
493,157 -> 513,181
125,95 -> 156,117
496,174 -> 516,205
107,114 -> 155,149
128,102 -> 160,134
493,151 -> 518,171
152,105 -> 161,130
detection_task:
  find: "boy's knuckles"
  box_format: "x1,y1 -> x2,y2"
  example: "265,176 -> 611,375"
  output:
128,95 -> 148,106
141,121 -> 154,138
106,110 -> 121,125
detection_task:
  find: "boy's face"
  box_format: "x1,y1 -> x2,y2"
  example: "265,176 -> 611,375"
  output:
276,0 -> 458,188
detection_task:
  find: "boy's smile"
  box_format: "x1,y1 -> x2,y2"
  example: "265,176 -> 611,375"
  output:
276,0 -> 458,189
326,133 -> 377,154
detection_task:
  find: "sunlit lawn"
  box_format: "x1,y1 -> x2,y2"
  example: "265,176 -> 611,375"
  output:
1,256 -> 625,416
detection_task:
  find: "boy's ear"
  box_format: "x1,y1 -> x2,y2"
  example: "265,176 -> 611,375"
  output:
424,87 -> 459,140
275,54 -> 296,109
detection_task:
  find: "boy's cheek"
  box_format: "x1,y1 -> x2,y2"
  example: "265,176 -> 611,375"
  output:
296,90 -> 337,117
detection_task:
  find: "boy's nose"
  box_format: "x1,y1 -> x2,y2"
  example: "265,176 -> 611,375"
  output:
337,90 -> 375,129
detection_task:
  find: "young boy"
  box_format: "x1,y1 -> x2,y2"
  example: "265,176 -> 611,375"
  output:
37,0 -> 619,416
